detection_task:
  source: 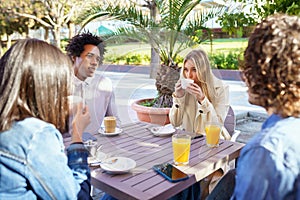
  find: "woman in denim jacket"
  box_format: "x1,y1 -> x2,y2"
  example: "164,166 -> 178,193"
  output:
0,39 -> 91,199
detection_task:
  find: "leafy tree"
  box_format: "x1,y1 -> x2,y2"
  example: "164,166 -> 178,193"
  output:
1,0 -> 87,47
255,0 -> 300,17
218,12 -> 256,37
217,0 -> 299,40
79,0 -> 223,108
236,0 -> 300,20
0,0 -> 36,50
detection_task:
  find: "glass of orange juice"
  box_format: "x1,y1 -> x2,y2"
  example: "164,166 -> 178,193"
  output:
205,122 -> 222,147
172,134 -> 191,165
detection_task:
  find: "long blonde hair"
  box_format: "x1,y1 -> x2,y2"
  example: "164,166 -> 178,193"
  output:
0,39 -> 72,133
182,49 -> 218,104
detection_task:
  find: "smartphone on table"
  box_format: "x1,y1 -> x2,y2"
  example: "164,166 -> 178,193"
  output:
153,163 -> 189,183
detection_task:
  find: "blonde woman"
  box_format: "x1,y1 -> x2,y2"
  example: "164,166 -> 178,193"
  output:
168,49 -> 231,199
170,49 -> 230,140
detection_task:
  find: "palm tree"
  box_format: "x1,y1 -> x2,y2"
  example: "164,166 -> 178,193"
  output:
78,0 -> 222,108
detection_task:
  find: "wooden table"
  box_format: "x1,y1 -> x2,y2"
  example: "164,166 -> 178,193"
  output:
63,122 -> 244,200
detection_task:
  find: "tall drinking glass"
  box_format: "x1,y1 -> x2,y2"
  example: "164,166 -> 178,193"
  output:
205,122 -> 222,147
172,134 -> 191,165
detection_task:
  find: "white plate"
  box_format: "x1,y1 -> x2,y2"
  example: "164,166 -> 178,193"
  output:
98,127 -> 123,136
150,124 -> 176,136
100,157 -> 136,174
88,151 -> 106,166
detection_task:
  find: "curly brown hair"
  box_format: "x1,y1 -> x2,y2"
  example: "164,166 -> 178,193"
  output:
65,32 -> 105,65
241,14 -> 300,118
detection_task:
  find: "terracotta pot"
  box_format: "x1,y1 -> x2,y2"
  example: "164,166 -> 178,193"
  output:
131,98 -> 170,125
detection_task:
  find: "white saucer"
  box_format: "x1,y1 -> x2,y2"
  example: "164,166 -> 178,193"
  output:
150,124 -> 175,136
100,156 -> 136,174
88,151 -> 106,166
98,127 -> 123,136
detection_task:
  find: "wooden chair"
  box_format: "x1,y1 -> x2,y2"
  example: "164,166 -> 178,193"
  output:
224,106 -> 240,142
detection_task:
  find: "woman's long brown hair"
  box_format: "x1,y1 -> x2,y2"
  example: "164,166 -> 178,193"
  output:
0,39 -> 72,133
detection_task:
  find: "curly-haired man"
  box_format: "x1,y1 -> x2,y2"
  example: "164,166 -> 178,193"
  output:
208,14 -> 300,199
66,32 -> 120,134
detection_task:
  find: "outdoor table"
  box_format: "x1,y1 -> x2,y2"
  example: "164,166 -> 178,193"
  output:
63,121 -> 245,200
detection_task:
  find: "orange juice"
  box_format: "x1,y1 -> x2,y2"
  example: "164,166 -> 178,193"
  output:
172,135 -> 191,165
205,124 -> 221,147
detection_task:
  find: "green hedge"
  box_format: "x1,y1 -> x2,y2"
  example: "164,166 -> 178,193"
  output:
105,53 -> 150,65
209,51 -> 243,70
104,50 -> 243,70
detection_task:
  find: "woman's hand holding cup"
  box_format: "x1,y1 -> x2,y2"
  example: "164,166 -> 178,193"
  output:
174,79 -> 185,98
185,82 -> 205,102
174,78 -> 195,98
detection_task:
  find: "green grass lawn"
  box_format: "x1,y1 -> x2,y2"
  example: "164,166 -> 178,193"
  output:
196,38 -> 248,53
106,42 -> 151,57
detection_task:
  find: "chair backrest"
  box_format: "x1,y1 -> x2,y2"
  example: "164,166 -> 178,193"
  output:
224,106 -> 236,137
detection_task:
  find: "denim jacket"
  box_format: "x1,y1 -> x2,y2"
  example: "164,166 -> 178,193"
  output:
0,117 -> 91,200
232,114 -> 300,199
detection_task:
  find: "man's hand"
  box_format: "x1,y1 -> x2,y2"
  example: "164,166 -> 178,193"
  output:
71,102 -> 91,143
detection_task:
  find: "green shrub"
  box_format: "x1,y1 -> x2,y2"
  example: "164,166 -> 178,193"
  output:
209,51 -> 243,70
60,38 -> 69,53
140,99 -> 156,107
105,53 -> 150,65
104,49 -> 244,70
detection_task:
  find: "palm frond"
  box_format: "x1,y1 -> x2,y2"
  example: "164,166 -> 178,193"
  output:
158,0 -> 201,31
113,26 -> 150,43
77,0 -> 223,65
104,3 -> 152,28
77,11 -> 109,33
76,4 -> 109,24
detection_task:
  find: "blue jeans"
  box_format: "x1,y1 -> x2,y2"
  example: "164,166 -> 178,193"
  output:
100,193 -> 117,200
206,169 -> 236,200
169,182 -> 201,200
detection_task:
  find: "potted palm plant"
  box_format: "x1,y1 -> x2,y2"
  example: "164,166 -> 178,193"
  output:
78,0 -> 223,125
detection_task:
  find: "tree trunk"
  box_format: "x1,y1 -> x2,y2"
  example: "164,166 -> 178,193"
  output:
148,0 -> 160,79
149,47 -> 160,79
44,28 -> 50,43
25,26 -> 29,38
22,29 -> 28,38
68,22 -> 75,39
154,63 -> 180,108
52,28 -> 61,47
0,40 -> 2,57
6,35 -> 12,49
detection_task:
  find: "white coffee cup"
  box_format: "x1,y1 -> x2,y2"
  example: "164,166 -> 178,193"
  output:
181,78 -> 194,89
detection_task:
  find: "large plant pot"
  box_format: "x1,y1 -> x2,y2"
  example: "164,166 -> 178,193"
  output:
131,98 -> 170,125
